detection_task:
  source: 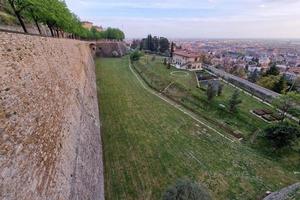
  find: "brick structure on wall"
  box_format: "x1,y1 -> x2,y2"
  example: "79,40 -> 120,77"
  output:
0,32 -> 104,200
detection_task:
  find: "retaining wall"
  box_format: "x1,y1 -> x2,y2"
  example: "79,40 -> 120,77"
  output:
0,32 -> 104,200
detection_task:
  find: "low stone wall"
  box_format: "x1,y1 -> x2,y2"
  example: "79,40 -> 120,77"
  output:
263,183 -> 300,200
205,66 -> 280,103
0,32 -> 104,200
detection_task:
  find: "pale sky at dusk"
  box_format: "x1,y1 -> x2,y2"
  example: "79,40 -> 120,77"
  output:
65,0 -> 300,39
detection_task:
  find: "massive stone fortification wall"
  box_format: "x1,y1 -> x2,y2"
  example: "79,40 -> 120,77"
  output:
0,32 -> 104,200
94,40 -> 127,57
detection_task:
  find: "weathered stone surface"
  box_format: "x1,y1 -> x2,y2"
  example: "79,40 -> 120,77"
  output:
0,32 -> 103,200
263,183 -> 300,200
94,40 -> 127,57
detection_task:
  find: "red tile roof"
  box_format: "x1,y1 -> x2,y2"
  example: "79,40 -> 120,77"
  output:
173,50 -> 200,58
288,67 -> 300,74
81,21 -> 93,24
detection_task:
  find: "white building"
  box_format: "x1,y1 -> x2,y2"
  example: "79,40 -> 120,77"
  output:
259,56 -> 270,68
285,67 -> 300,81
248,65 -> 262,73
172,50 -> 202,70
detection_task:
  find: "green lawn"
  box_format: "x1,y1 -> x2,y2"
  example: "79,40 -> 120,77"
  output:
139,55 -> 198,89
96,57 -> 299,200
136,55 -> 273,139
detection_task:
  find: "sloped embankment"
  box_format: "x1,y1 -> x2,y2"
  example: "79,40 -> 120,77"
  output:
0,32 -> 103,200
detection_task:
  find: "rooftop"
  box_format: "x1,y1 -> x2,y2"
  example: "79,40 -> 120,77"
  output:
174,50 -> 200,58
288,67 -> 300,75
81,21 -> 93,24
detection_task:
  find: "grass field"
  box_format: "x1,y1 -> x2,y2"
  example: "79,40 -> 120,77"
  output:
136,55 -> 273,139
96,57 -> 299,200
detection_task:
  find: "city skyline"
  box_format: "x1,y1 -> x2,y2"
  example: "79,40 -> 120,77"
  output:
65,0 -> 300,39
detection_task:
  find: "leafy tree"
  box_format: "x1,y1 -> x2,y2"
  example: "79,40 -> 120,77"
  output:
146,34 -> 152,50
25,6 -> 42,34
170,42 -> 175,57
5,0 -> 125,40
151,55 -> 156,61
290,91 -> 300,102
131,39 -> 140,49
230,66 -> 246,78
289,77 -> 300,92
163,58 -> 167,65
257,75 -> 280,90
159,37 -> 170,53
206,82 -> 216,102
152,36 -> 159,52
248,69 -> 260,83
26,0 -> 73,37
162,179 -> 212,200
167,62 -> 171,69
130,50 -> 143,61
228,90 -> 242,113
273,76 -> 287,94
140,35 -> 170,53
90,27 -> 98,39
105,27 -> 125,40
273,92 -> 300,121
217,84 -> 224,96
261,122 -> 300,149
140,38 -> 146,50
265,63 -> 280,76
7,0 -> 32,32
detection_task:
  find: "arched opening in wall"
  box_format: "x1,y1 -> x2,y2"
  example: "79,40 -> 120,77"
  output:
96,46 -> 103,57
89,44 -> 96,57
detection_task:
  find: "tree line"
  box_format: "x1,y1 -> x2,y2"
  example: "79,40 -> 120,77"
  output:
1,0 -> 125,40
247,63 -> 300,94
131,34 -> 170,55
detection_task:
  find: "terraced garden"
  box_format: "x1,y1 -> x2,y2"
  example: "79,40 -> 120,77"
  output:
96,57 -> 299,200
136,55 -> 272,139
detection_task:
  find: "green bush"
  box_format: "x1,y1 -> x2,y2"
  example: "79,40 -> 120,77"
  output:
162,179 -> 212,200
130,50 -> 143,61
260,122 -> 300,149
0,11 -> 17,25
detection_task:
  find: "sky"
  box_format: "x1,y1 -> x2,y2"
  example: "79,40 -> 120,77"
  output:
65,0 -> 300,39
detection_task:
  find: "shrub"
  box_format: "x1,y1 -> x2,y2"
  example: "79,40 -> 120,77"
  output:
228,90 -> 242,113
130,50 -> 143,61
0,11 -> 17,25
162,179 -> 212,200
206,83 -> 216,102
217,84 -> 224,96
261,122 -> 300,149
112,50 -> 119,57
152,55 -> 156,61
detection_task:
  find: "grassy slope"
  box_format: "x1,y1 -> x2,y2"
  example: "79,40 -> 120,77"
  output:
0,11 -> 18,25
138,55 -> 272,138
96,57 -> 299,200
137,56 -> 300,169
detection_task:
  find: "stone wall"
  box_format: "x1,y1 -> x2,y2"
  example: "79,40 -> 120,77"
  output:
0,32 -> 104,200
263,183 -> 300,200
94,40 -> 127,57
205,65 -> 280,103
